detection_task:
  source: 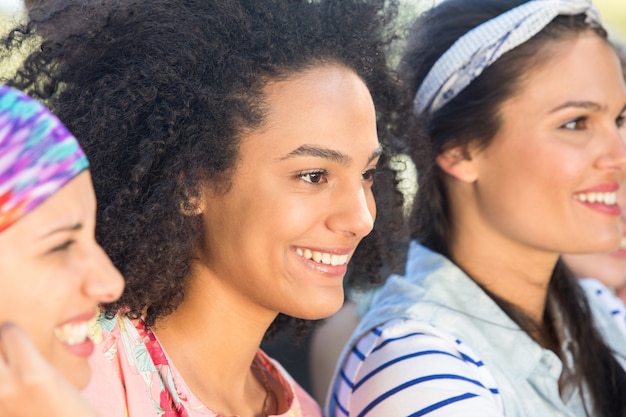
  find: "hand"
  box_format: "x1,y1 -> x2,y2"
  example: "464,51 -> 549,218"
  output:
0,322 -> 97,417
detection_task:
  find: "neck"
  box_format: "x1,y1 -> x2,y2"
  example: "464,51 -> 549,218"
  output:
448,224 -> 558,326
153,262 -> 278,417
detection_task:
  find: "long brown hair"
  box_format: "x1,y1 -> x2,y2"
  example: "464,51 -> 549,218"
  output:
399,1 -> 626,415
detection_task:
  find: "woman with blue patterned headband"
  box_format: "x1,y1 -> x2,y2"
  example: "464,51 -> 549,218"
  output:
0,85 -> 124,416
327,0 -> 626,416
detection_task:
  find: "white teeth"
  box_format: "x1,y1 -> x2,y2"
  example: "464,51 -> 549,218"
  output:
607,193 -> 617,205
621,236 -> 626,249
54,321 -> 89,345
296,248 -> 349,266
575,192 -> 617,205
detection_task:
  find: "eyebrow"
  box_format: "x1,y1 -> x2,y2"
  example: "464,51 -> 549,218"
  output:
549,101 -> 605,114
40,222 -> 83,239
279,144 -> 383,166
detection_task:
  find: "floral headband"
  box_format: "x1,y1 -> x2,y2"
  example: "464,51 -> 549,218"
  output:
0,85 -> 88,232
413,0 -> 601,115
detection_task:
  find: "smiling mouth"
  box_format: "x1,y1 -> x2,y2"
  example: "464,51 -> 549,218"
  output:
574,191 -> 617,205
295,247 -> 349,266
54,321 -> 90,345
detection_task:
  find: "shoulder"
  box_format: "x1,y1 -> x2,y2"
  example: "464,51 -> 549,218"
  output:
328,319 -> 504,417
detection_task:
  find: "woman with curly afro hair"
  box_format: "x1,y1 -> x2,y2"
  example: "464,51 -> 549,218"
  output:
1,0 -> 406,415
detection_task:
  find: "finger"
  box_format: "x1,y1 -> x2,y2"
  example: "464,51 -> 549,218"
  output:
0,322 -> 51,379
0,323 -> 98,417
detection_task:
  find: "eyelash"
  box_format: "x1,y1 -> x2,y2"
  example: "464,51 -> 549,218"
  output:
561,114 -> 626,131
297,170 -> 328,185
49,240 -> 75,254
362,168 -> 377,183
296,168 -> 378,185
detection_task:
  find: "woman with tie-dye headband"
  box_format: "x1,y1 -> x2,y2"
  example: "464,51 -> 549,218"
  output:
0,85 -> 124,416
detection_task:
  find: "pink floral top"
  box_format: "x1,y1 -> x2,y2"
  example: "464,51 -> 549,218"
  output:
84,313 -> 321,417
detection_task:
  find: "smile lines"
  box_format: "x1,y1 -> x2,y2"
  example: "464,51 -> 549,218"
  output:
296,247 -> 349,266
574,191 -> 617,205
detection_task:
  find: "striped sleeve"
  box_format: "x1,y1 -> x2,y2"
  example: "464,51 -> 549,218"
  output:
329,319 -> 504,417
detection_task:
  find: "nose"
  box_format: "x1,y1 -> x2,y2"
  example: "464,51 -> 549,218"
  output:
597,126 -> 626,175
83,244 -> 125,304
326,184 -> 375,239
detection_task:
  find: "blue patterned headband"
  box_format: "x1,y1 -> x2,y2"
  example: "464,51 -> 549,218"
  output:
413,0 -> 601,115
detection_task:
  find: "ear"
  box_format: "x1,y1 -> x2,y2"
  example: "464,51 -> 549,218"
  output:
180,198 -> 204,216
180,187 -> 207,216
435,146 -> 478,183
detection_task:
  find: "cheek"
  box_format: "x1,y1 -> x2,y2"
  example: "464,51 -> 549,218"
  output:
0,298 -> 54,361
262,192 -> 322,233
0,262 -> 45,330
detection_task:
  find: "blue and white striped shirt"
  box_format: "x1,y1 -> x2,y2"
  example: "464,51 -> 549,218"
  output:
326,242 -> 626,417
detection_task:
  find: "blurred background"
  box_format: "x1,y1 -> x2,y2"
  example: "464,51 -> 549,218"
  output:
594,0 -> 626,39
2,0 -> 625,39
0,0 -> 23,24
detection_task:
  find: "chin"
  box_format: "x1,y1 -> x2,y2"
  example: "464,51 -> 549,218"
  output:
297,295 -> 345,320
55,356 -> 92,389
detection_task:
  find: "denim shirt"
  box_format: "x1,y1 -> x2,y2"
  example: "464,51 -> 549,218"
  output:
327,242 -> 626,416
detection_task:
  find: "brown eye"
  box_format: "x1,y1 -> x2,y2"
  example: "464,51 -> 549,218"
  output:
362,168 -> 376,182
297,170 -> 328,185
561,117 -> 588,130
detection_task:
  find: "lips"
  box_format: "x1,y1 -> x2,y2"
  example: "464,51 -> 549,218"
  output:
54,316 -> 95,358
573,184 -> 621,216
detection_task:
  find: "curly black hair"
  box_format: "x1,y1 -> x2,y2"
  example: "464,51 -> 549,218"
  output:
1,0 -> 407,336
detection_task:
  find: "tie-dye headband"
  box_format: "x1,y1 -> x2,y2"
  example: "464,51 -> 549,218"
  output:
413,0 -> 600,115
0,85 -> 88,232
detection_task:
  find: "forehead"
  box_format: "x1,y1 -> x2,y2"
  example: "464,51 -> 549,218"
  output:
504,32 -> 626,110
262,63 -> 371,116
0,172 -> 94,246
238,63 -> 378,157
